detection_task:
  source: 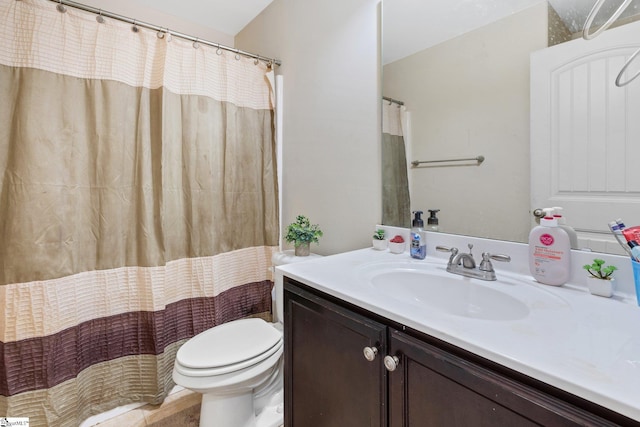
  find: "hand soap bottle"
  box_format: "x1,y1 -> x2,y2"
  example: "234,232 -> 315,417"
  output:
410,210 -> 427,259
528,215 -> 571,286
547,207 -> 578,249
427,209 -> 440,232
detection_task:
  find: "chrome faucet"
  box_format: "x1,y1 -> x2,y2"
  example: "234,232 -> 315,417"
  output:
436,244 -> 511,281
450,244 -> 477,269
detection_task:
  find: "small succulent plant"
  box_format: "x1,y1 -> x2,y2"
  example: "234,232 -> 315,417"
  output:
583,259 -> 617,280
373,229 -> 386,240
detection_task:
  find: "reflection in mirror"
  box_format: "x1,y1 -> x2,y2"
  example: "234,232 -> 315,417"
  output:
382,99 -> 410,228
382,0 -> 640,254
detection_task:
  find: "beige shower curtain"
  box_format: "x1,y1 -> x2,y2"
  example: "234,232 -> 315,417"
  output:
382,100 -> 410,227
0,0 -> 279,425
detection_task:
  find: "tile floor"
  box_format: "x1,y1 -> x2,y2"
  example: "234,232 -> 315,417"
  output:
91,390 -> 284,427
92,389 -> 200,427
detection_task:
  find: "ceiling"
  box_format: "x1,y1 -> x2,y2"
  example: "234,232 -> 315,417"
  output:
383,0 -> 640,64
121,0 -> 640,65
124,0 -> 275,36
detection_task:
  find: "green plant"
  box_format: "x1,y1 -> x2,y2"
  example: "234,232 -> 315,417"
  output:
285,215 -> 323,247
583,259 -> 617,280
373,229 -> 386,240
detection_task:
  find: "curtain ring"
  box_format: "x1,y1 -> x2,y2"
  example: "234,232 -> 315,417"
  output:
254,58 -> 259,65
166,29 -> 172,42
56,0 -> 66,13
96,10 -> 105,24
235,49 -> 241,60
616,47 -> 640,87
216,45 -> 223,55
193,38 -> 200,49
582,0 -> 633,40
131,20 -> 139,33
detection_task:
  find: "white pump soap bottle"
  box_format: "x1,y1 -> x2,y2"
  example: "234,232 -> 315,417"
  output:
529,214 -> 571,286
543,207 -> 578,250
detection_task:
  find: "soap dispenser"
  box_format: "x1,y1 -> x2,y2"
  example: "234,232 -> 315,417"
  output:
427,209 -> 440,232
528,215 -> 571,286
410,211 -> 427,259
549,207 -> 578,249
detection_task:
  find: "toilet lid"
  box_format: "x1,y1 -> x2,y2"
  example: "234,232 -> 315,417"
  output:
177,318 -> 282,369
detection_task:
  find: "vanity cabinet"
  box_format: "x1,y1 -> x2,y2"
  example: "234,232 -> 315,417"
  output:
284,277 -> 639,427
284,277 -> 388,426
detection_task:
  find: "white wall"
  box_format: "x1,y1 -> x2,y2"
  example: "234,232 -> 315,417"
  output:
383,3 -> 548,244
75,0 -> 234,46
236,0 -> 382,255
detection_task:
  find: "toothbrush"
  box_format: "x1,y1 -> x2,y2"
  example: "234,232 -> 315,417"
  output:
609,220 -> 633,256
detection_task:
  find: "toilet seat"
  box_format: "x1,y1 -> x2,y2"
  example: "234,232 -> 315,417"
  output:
175,318 -> 283,377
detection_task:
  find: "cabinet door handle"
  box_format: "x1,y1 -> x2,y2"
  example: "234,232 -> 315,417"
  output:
363,346 -> 379,361
384,355 -> 400,371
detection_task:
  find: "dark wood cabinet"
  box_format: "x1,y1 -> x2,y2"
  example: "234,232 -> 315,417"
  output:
285,277 -> 640,427
387,329 -> 624,427
285,278 -> 388,426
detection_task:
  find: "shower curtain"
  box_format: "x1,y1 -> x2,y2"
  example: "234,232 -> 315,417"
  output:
382,101 -> 410,227
0,1 -> 279,425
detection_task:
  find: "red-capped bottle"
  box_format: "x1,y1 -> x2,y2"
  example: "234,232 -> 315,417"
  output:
528,216 -> 571,286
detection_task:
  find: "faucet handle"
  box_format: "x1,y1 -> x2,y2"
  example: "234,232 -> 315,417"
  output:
436,246 -> 458,266
436,245 -> 456,253
489,253 -> 511,263
479,252 -> 511,272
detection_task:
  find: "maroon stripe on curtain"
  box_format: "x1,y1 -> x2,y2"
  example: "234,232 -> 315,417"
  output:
0,280 -> 272,397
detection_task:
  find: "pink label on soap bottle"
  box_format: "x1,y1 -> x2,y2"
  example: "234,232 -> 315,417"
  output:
539,234 -> 554,246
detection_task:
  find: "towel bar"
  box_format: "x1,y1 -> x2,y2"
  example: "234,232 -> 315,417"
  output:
411,155 -> 484,167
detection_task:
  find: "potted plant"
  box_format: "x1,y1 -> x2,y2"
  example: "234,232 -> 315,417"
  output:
285,215 -> 323,256
388,235 -> 406,254
583,258 -> 617,297
372,229 -> 387,250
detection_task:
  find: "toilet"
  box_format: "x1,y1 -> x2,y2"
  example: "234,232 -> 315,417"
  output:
172,250 -> 321,427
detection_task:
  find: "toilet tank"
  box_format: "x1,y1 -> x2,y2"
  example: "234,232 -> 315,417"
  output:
271,250 -> 322,323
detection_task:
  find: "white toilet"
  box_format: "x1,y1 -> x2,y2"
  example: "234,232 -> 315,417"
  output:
172,250 -> 321,427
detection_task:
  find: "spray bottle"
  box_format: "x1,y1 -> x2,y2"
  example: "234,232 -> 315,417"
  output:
410,211 -> 426,260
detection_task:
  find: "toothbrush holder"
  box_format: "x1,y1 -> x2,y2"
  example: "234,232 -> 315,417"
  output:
632,259 -> 640,306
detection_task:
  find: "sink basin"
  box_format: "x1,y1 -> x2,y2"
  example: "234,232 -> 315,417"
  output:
357,261 -> 568,321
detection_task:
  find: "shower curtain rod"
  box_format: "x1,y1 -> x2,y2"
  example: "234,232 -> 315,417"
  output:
44,0 -> 282,67
383,96 -> 404,106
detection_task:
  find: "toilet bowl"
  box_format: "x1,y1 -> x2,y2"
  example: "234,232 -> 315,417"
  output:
173,250 -> 322,427
173,318 -> 284,427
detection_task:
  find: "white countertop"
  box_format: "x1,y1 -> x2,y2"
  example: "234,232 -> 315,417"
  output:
275,241 -> 640,422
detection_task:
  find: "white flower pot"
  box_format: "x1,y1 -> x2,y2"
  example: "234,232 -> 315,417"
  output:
372,239 -> 388,250
586,277 -> 615,298
388,241 -> 405,254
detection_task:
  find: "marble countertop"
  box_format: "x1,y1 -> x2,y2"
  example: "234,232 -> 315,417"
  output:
275,242 -> 640,421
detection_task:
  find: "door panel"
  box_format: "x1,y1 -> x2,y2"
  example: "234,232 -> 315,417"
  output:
531,20 -> 640,254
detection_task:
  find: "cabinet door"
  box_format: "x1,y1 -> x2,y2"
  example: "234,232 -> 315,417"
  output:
285,280 -> 387,427
388,329 -> 620,427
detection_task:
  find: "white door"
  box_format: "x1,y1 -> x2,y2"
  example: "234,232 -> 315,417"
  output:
531,20 -> 640,255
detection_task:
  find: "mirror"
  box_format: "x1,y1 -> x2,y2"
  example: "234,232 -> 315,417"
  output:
382,0 -> 640,253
